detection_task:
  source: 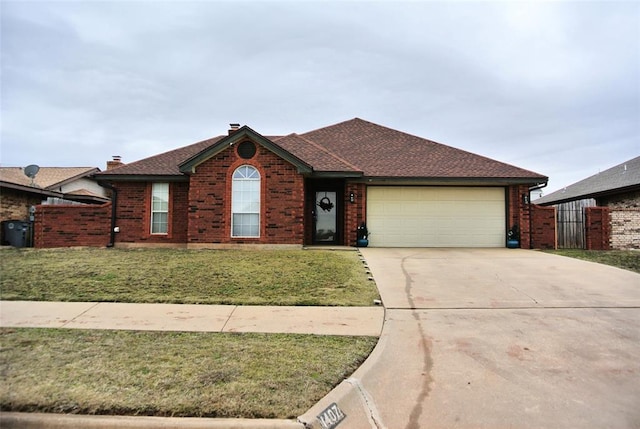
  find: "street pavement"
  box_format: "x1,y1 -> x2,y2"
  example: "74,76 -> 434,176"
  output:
300,248 -> 640,429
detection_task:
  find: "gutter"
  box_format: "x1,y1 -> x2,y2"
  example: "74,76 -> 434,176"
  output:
98,181 -> 118,248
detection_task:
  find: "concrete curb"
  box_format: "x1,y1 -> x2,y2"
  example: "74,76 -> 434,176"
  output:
0,413 -> 304,429
297,309 -> 390,429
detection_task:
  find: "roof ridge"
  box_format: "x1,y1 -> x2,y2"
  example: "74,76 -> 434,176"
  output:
290,133 -> 361,172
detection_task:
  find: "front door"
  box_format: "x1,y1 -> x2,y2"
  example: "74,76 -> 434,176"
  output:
314,191 -> 338,244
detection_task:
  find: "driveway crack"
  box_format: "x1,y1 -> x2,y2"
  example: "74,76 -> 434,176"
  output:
401,255 -> 434,429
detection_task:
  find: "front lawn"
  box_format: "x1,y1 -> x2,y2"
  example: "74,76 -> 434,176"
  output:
0,248 -> 379,306
0,328 -> 377,418
544,249 -> 640,274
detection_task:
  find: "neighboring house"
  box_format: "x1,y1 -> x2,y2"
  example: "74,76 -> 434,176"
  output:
535,156 -> 640,249
0,167 -> 110,222
89,118 -> 548,249
535,156 -> 640,207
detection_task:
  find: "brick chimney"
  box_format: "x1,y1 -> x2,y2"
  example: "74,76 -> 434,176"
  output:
228,123 -> 241,135
107,155 -> 123,170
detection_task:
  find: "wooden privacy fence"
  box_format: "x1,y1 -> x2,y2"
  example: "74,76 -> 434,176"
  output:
556,199 -> 596,249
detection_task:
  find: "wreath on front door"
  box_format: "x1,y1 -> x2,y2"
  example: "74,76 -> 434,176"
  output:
317,195 -> 334,212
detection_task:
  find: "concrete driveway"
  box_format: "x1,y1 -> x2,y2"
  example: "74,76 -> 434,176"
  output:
301,249 -> 640,429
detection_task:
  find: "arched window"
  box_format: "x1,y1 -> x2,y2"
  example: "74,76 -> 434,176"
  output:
232,165 -> 260,237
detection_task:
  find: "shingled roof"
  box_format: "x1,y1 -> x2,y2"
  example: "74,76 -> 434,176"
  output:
0,167 -> 100,189
96,118 -> 547,182
535,156 -> 640,205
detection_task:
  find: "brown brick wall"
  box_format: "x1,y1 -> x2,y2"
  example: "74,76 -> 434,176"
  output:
187,144 -> 305,245
344,182 -> 366,246
1,188 -> 42,222
507,185 -> 531,248
584,207 -> 611,250
33,203 -> 111,248
530,204 -> 557,249
114,181 -> 189,244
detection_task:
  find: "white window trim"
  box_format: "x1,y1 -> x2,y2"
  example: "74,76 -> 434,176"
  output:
231,165 -> 260,238
150,182 -> 169,235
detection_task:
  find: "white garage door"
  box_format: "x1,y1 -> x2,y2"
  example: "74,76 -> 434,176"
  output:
367,187 -> 506,247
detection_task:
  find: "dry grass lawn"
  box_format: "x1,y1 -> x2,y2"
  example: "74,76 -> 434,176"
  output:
0,328 -> 377,418
545,249 -> 640,274
0,248 -> 379,306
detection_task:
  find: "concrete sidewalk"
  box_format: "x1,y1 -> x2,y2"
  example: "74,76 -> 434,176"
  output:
0,301 -> 384,337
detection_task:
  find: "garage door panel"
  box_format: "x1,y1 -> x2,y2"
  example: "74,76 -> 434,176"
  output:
367,187 -> 506,247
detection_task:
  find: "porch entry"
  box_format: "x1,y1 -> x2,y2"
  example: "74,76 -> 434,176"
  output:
308,180 -> 345,245
315,191 -> 337,243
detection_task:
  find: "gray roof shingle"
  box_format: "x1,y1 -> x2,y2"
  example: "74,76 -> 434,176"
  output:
535,156 -> 640,205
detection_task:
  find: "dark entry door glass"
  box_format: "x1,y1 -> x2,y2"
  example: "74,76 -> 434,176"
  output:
315,191 -> 337,242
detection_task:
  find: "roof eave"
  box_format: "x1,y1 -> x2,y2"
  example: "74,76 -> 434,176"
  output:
536,183 -> 640,206
62,194 -> 111,204
93,174 -> 189,182
310,171 -> 364,178
179,126 -> 313,175
0,181 -> 63,197
356,176 -> 548,186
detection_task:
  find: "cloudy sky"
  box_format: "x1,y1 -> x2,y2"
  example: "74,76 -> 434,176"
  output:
1,1 -> 638,194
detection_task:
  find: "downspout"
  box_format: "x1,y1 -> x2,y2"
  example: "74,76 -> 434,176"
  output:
528,181 -> 548,249
98,181 -> 118,248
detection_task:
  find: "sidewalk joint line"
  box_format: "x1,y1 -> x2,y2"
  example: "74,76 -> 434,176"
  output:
61,302 -> 100,328
346,377 -> 386,429
220,305 -> 238,332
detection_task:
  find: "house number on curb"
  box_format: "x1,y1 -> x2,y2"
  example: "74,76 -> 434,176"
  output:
317,402 -> 346,429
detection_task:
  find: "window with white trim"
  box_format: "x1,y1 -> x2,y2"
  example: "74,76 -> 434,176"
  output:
232,165 -> 260,237
151,183 -> 169,234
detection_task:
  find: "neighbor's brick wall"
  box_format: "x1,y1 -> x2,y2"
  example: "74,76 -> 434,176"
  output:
34,203 -> 111,248
115,181 -> 189,244
187,144 -> 305,245
530,204 -> 557,249
596,190 -> 639,250
1,188 -> 42,222
584,207 -> 611,250
610,209 -> 640,249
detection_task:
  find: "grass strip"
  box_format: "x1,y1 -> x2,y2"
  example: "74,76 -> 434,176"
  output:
0,328 -> 377,418
0,248 -> 379,306
544,250 -> 640,274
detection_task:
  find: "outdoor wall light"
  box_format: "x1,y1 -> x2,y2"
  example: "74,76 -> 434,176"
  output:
349,192 -> 355,203
522,194 -> 529,205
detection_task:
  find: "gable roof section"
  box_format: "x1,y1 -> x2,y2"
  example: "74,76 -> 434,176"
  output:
94,118 -> 547,183
0,167 -> 100,189
179,126 -> 312,174
535,156 -> 640,205
95,137 -> 224,180
0,167 -> 109,203
274,133 -> 362,176
301,118 -> 546,181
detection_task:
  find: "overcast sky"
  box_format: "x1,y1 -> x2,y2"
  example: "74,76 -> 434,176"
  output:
1,1 -> 638,195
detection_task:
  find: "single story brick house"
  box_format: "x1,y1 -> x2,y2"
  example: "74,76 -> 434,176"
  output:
93,118 -> 548,248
